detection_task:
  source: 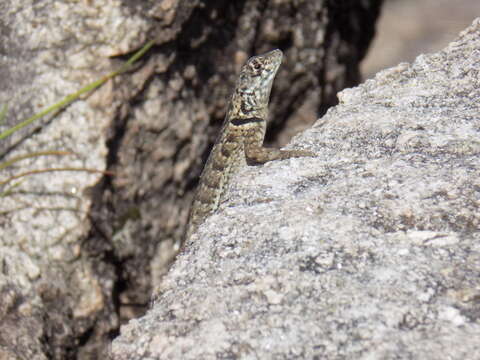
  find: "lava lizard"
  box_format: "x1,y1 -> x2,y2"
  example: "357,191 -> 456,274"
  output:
185,49 -> 315,240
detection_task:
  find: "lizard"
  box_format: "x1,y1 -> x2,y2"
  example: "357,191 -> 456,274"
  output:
185,49 -> 315,240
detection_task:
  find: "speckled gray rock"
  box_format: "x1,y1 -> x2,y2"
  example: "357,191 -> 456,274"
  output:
111,19 -> 480,359
0,0 -> 382,357
0,1 -> 149,358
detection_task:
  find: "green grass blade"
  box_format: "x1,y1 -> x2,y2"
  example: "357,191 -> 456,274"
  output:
0,150 -> 71,171
0,39 -> 155,141
0,104 -> 7,125
0,180 -> 24,197
0,167 -> 114,188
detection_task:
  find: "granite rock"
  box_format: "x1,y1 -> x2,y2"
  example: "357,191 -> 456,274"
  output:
111,19 -> 480,360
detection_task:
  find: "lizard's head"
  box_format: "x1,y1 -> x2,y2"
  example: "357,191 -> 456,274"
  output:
235,49 -> 283,115
238,49 -> 283,92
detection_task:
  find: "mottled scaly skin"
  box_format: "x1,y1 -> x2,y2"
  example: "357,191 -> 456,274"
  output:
186,49 -> 314,239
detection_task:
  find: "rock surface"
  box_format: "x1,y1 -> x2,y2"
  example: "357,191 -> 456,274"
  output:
0,1 -> 381,358
111,19 -> 480,359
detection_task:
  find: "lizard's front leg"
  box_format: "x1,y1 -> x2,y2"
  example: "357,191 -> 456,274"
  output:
244,130 -> 315,165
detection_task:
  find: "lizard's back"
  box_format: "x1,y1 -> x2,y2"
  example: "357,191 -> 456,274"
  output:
185,49 -> 314,241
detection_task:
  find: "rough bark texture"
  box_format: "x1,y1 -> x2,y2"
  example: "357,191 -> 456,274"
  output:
0,0 -> 381,358
112,19 -> 480,359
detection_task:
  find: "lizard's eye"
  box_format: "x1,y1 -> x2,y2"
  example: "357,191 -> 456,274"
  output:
252,61 -> 261,70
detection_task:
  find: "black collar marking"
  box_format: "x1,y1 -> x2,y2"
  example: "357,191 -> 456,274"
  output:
230,117 -> 264,126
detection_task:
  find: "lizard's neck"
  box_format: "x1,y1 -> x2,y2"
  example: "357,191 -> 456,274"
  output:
229,88 -> 270,120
